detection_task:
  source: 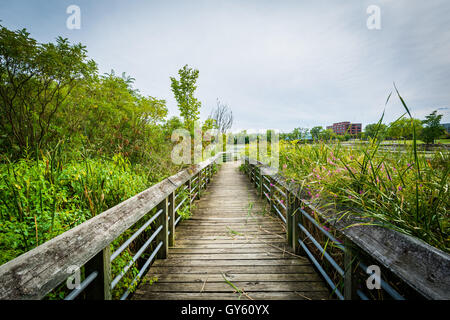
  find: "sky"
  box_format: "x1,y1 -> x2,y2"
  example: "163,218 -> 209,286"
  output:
1,0 -> 449,132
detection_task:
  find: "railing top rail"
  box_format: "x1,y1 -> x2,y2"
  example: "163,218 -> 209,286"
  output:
241,156 -> 450,300
0,152 -> 224,300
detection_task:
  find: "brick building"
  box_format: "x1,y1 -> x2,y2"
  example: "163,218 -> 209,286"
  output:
326,122 -> 361,135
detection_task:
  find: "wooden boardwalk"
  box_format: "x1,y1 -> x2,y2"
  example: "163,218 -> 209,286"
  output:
133,161 -> 330,300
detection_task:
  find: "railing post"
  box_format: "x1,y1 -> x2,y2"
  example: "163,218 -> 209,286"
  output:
262,174 -> 268,200
268,176 -> 274,213
84,246 -> 111,300
187,179 -> 192,209
251,165 -> 255,187
168,191 -> 175,247
258,166 -> 263,198
201,169 -> 205,190
292,202 -> 301,254
256,135 -> 260,162
344,240 -> 354,300
196,172 -> 201,200
286,191 -> 295,248
198,170 -> 202,193
245,157 -> 249,174
156,198 -> 168,259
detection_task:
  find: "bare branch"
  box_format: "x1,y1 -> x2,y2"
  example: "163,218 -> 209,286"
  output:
209,99 -> 233,135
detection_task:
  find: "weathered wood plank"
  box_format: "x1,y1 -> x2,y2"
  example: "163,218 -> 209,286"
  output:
169,247 -> 292,254
132,291 -> 330,300
141,281 -> 329,292
148,273 -> 323,282
177,225 -> 283,230
174,239 -> 287,245
165,253 -> 299,260
151,259 -> 307,267
174,235 -> 286,240
148,265 -> 316,274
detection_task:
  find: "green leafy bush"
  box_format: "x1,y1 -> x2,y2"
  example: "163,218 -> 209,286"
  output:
0,152 -> 149,265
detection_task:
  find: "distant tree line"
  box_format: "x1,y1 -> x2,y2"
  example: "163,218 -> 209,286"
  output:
277,110 -> 447,144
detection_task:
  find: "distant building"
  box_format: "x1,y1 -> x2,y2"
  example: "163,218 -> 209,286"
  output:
442,123 -> 450,133
327,122 -> 362,135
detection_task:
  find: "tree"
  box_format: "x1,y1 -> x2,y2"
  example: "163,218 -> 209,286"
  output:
364,123 -> 388,140
420,110 -> 445,144
138,96 -> 168,125
310,126 -> 323,140
387,118 -> 423,141
170,65 -> 201,130
319,129 -> 335,140
0,25 -> 97,155
210,99 -> 233,134
288,127 -> 309,141
57,70 -> 169,163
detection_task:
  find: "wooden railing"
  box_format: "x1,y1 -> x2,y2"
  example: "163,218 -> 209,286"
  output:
0,153 -> 225,300
241,156 -> 450,300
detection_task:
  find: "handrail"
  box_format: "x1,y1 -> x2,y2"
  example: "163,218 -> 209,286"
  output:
241,155 -> 450,300
0,152 -> 225,300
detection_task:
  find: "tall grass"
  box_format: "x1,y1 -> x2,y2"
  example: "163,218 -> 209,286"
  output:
246,90 -> 449,252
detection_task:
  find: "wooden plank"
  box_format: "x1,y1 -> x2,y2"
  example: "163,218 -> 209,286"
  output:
169,243 -> 290,249
188,217 -> 275,221
174,239 -> 287,245
148,273 -> 323,282
177,225 -> 283,230
151,259 -> 307,267
166,253 -> 299,260
174,235 -> 286,240
84,246 -> 111,300
147,265 -> 316,274
140,281 -> 329,292
156,198 -> 168,259
168,191 -> 175,247
169,247 -> 293,254
132,291 -> 330,300
170,246 -> 291,253
176,225 -> 285,231
174,231 -> 286,236
179,221 -> 282,226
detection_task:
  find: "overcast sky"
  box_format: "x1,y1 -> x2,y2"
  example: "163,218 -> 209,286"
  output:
1,0 -> 449,132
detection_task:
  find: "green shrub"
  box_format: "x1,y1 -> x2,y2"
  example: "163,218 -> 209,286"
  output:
0,153 -> 149,265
